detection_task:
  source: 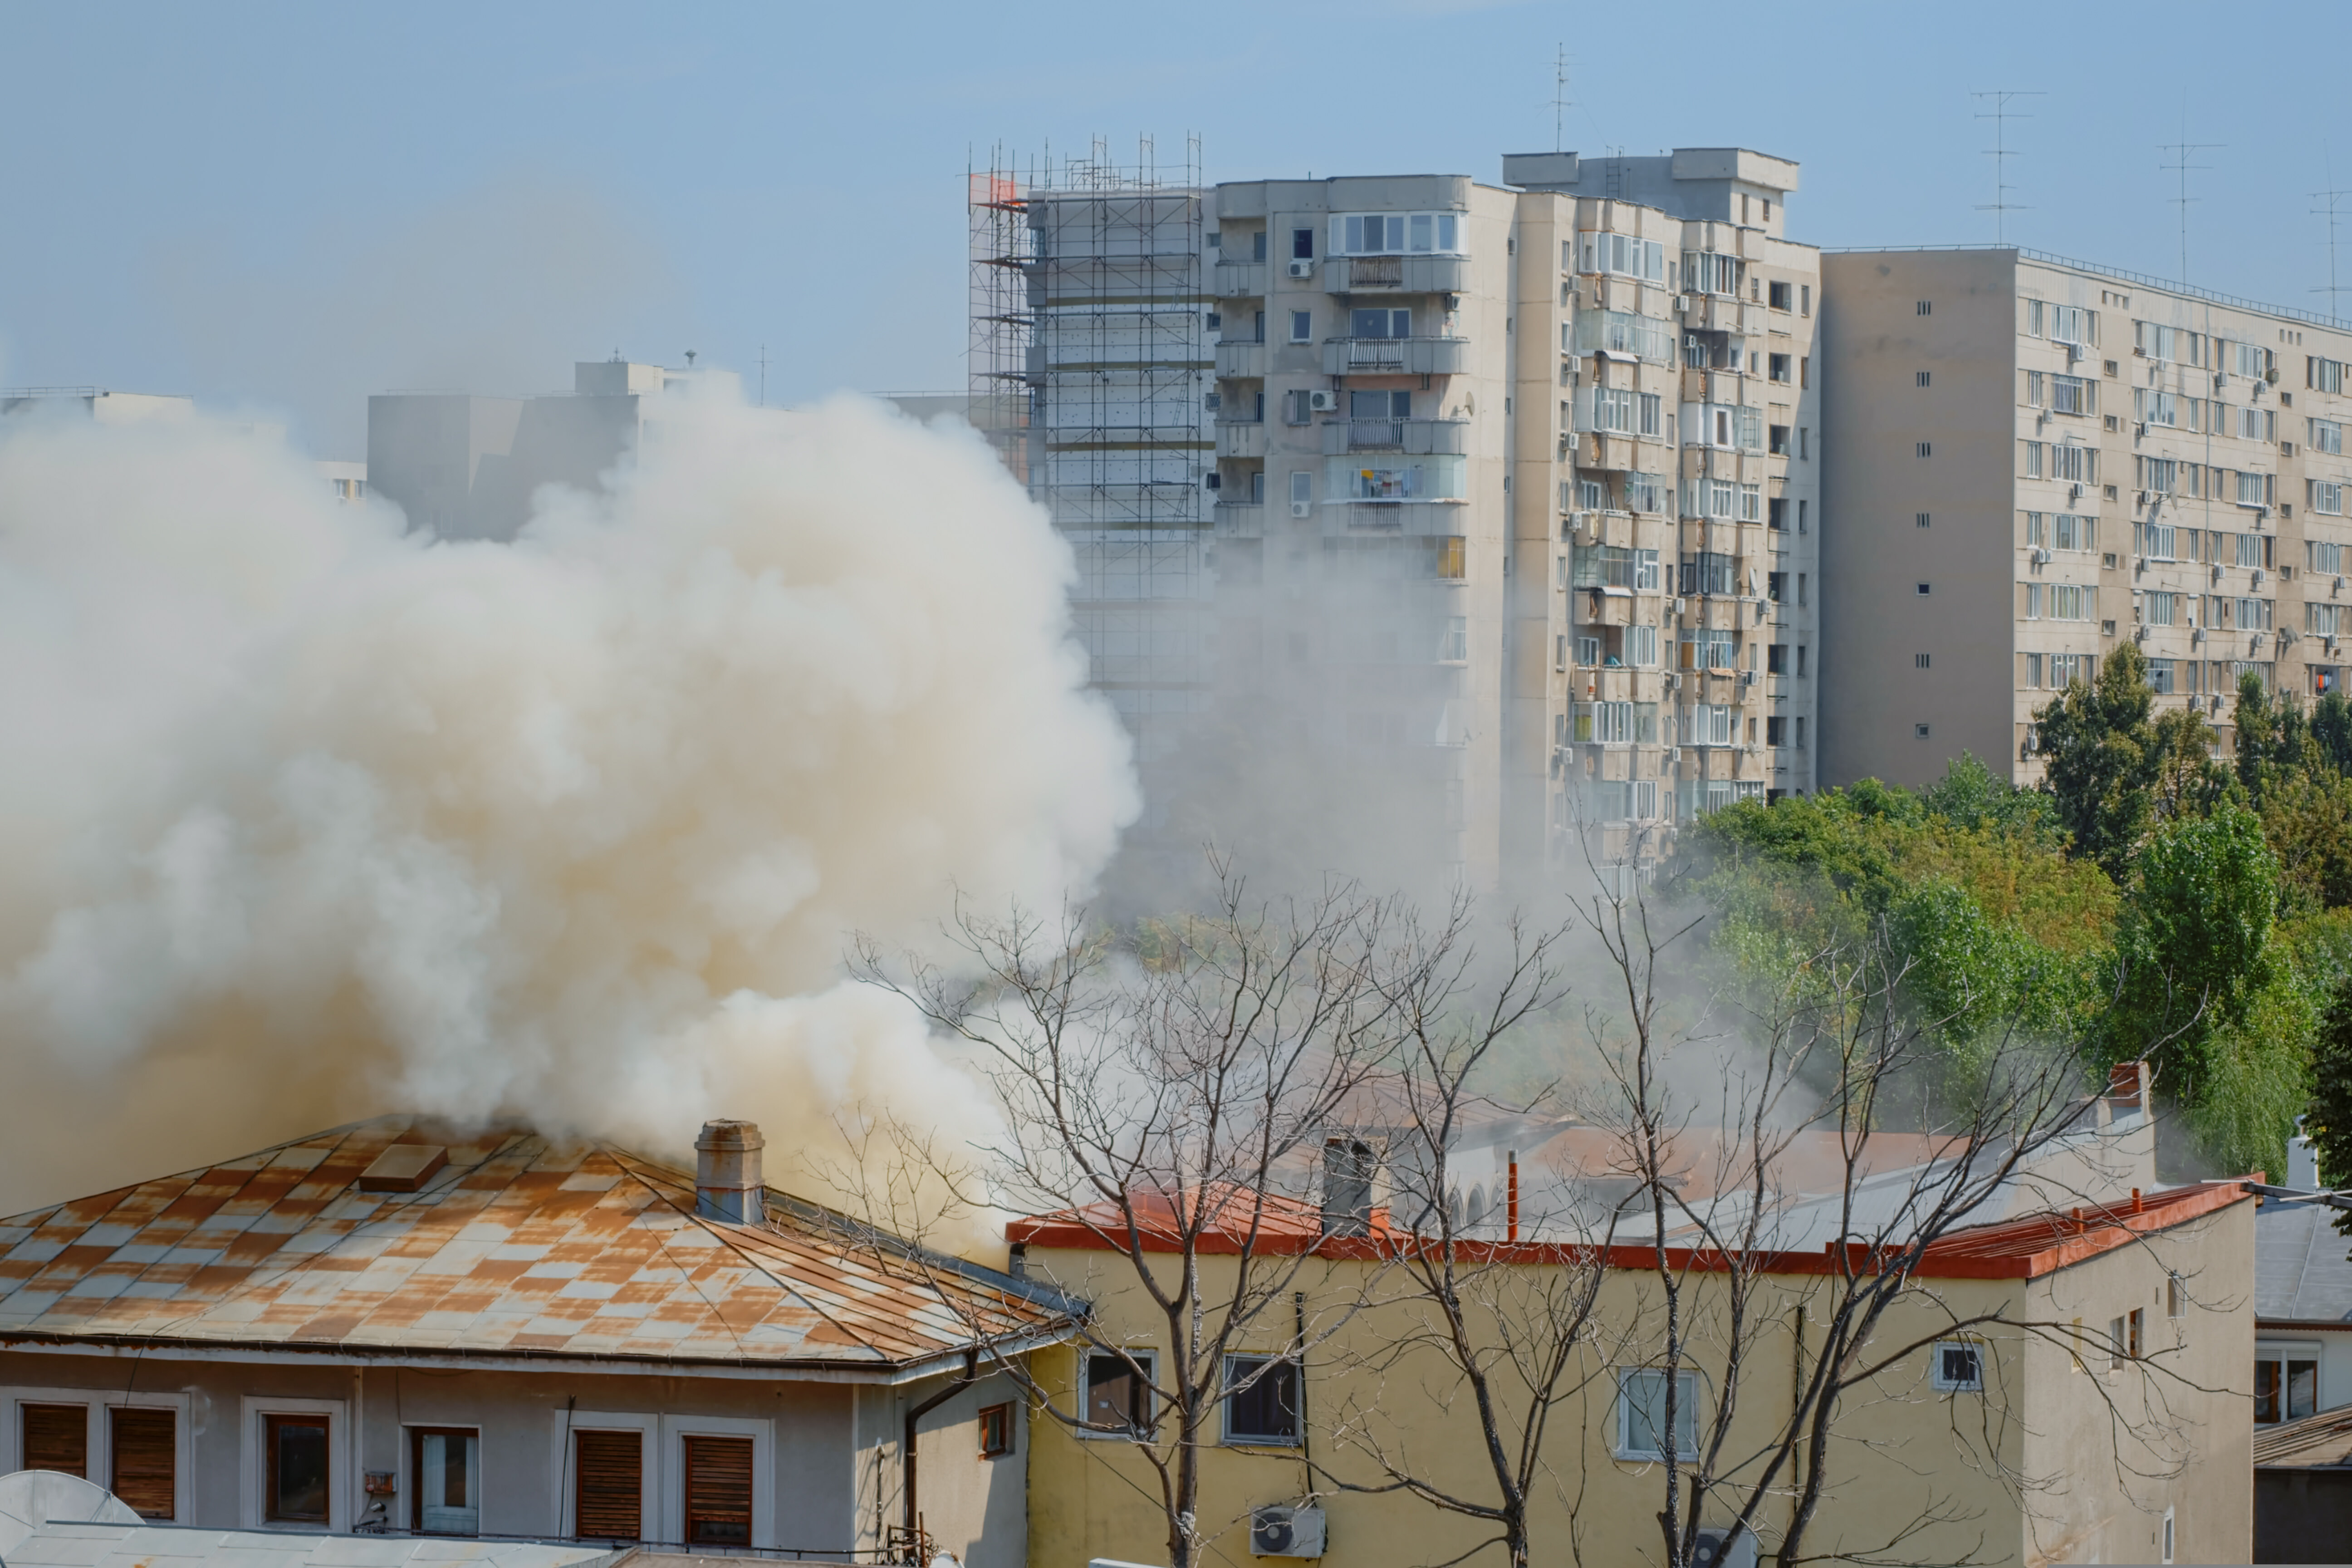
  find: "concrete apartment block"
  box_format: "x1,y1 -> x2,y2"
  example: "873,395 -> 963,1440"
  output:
1203,152 -> 1818,892
1822,248 -> 2352,788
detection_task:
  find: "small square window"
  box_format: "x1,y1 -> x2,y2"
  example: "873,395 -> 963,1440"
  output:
1917,441 -> 1933,458
1932,1341 -> 1984,1392
1917,300 -> 1933,316
978,1404 -> 1012,1458
1915,653 -> 1931,668
1916,583 -> 1932,596
1916,370 -> 1931,387
1083,1352 -> 1156,1438
1916,513 -> 1931,528
1915,723 -> 1931,739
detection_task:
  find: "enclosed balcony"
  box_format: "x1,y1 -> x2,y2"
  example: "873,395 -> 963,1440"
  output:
1320,336 -> 1470,376
1320,417 -> 1470,456
1682,295 -> 1757,334
1324,255 -> 1470,294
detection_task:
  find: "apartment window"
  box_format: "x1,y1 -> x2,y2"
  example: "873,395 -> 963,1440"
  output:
1798,499 -> 1808,533
1253,310 -> 1265,343
1915,653 -> 1931,668
1434,537 -> 1467,583
1740,483 -> 1763,521
1768,497 -> 1788,531
1292,227 -> 1313,260
2025,651 -> 2043,688
2027,369 -> 2043,406
682,1436 -> 754,1546
1917,370 -> 1931,388
1767,643 -> 1787,675
1627,623 -> 1658,666
1085,1352 -> 1156,1436
1289,311 -> 1313,344
1576,634 -> 1601,666
1799,427 -> 1809,459
410,1428 -> 480,1536
2162,1508 -> 2175,1565
1249,470 -> 1265,504
1578,231 -> 1666,280
1292,470 -> 1313,513
1765,715 -> 1786,745
2311,357 -> 2346,394
2310,418 -> 2344,455
1615,1369 -> 1699,1460
2314,480 -> 2345,516
574,1430 -> 642,1540
1796,645 -> 1808,677
21,1404 -> 86,1477
110,1407 -> 175,1521
1768,280 -> 1793,310
1333,211 -> 1461,256
1916,582 -> 1932,596
1916,300 -> 1933,316
2237,470 -> 2273,508
1917,441 -> 1933,458
2240,406 -> 2276,441
1350,307 -> 1411,339
1795,715 -> 1806,745
1770,353 -> 1792,382
1638,392 -> 1663,436
1931,1342 -> 1985,1393
1222,1355 -> 1302,1446
1917,512 -> 1931,529
2255,1355 -> 2319,1423
973,1403 -> 1013,1460
1250,230 -> 1268,262
1916,724 -> 1931,738
2053,375 -> 2093,415
265,1415 -> 331,1523
1440,617 -> 1468,663
1798,572 -> 1807,605
1769,425 -> 1791,455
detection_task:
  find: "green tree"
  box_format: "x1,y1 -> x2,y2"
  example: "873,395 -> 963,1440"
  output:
2036,643 -> 2227,878
2307,979 -> 2352,1225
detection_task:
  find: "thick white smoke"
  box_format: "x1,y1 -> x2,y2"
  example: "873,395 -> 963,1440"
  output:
0,389 -> 1137,1214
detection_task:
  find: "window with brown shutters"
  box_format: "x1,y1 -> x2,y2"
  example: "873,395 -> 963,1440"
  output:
21,1405 -> 87,1478
682,1435 -> 753,1546
110,1407 -> 175,1519
573,1430 -> 642,1541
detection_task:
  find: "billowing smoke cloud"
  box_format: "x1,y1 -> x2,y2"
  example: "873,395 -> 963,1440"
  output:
0,390 -> 1137,1214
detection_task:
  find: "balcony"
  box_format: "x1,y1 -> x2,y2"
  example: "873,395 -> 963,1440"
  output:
1213,260 -> 1269,297
1320,417 -> 1470,456
1682,295 -> 1756,334
1215,420 -> 1267,460
1341,499 -> 1465,532
1215,341 -> 1267,379
1214,501 -> 1264,535
1321,336 -> 1471,376
1324,255 -> 1470,294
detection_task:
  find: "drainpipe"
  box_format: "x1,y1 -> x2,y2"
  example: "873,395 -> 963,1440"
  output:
1506,1151 -> 1519,1244
902,1350 -> 979,1548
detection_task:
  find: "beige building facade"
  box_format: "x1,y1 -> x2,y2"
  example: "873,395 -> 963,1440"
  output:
1200,151 -> 1819,892
1820,247 -> 2352,788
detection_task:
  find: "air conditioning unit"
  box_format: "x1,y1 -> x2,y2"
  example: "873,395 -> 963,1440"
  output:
2191,627 -> 2205,645
1675,295 -> 1691,314
1290,500 -> 1312,519
1740,670 -> 1756,686
2212,563 -> 2225,583
2254,568 -> 2268,586
1673,597 -> 1687,614
2335,575 -> 2346,593
1287,259 -> 1316,280
1308,389 -> 1339,413
1251,1506 -> 1326,1558
2134,624 -> 2149,642
1692,1526 -> 1758,1568
2032,547 -> 2053,565
2064,340 -> 2085,363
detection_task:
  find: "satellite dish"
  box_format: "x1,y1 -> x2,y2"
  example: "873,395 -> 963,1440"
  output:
0,1470 -> 140,1559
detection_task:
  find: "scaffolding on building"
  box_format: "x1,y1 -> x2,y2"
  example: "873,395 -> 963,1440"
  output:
968,137 -> 1211,764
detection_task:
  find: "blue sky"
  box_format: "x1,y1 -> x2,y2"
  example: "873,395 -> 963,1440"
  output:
4,0 -> 2347,457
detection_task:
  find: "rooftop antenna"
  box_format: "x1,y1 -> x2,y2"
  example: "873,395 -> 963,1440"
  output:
1553,44 -> 1571,154
2315,159 -> 2352,326
685,349 -> 697,368
2159,106 -> 2223,284
758,343 -> 769,407
1970,89 -> 2042,245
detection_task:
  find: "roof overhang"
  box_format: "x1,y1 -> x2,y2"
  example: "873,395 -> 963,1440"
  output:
0,1322 -> 1081,1387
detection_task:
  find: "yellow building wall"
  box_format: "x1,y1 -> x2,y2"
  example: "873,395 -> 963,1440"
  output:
1021,1207 -> 2251,1567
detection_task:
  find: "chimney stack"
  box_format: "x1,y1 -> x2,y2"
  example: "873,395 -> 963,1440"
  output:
695,1120 -> 765,1224
2105,1060 -> 2148,1114
1322,1138 -> 1375,1238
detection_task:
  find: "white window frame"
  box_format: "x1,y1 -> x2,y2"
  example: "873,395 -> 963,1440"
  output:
549,1408 -> 660,1543
1,1387 -> 193,1524
1079,1349 -> 1159,1441
1613,1367 -> 1700,1461
660,1412 -> 775,1549
1931,1340 -> 1986,1393
1288,310 -> 1313,344
241,1395 -> 348,1532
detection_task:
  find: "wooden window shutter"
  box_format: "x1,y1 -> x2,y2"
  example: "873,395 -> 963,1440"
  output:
110,1408 -> 175,1519
573,1430 -> 642,1541
22,1405 -> 87,1478
682,1435 -> 753,1546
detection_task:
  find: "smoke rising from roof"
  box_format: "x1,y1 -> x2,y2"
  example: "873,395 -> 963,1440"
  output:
0,388 -> 1137,1214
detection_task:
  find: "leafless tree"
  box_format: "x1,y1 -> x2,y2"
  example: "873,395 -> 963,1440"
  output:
846,860 -> 1406,1568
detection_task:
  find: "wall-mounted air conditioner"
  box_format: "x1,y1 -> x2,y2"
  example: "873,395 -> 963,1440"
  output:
2254,568 -> 2268,586
1691,1526 -> 1757,1568
1287,259 -> 1315,280
1250,1506 -> 1326,1558
1308,389 -> 1339,413
1290,501 -> 1312,519
2032,547 -> 2053,565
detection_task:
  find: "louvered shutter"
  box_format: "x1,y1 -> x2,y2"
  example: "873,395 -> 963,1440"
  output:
110,1407 -> 175,1519
573,1430 -> 641,1541
682,1435 -> 753,1546
21,1405 -> 86,1477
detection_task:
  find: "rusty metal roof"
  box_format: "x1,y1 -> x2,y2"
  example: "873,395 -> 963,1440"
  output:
0,1117 -> 1073,1377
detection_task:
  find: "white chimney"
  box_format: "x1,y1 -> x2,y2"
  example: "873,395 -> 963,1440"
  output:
695,1120 -> 765,1224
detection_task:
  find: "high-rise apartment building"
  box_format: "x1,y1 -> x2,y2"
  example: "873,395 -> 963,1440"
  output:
1198,151 -> 1819,892
1820,249 -> 2352,787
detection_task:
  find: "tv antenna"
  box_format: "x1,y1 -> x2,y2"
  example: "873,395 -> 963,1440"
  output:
1552,44 -> 1571,154
1970,89 -> 2041,245
758,343 -> 769,407
2160,110 -> 2223,284
2316,169 -> 2352,326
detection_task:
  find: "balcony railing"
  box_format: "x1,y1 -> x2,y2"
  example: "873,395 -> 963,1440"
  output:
1324,255 -> 1470,294
1212,260 -> 1269,297
1320,336 -> 1470,376
1215,420 -> 1267,459
1319,417 -> 1470,455
1215,341 -> 1267,379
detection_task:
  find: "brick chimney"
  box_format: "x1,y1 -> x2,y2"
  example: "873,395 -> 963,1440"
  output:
2106,1060 -> 2148,1114
695,1120 -> 765,1224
